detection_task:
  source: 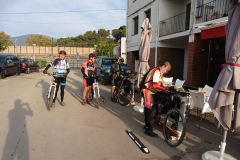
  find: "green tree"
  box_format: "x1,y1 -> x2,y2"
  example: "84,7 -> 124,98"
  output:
97,29 -> 110,41
26,34 -> 52,46
0,31 -> 12,47
0,41 -> 7,51
112,25 -> 126,42
96,43 -> 116,57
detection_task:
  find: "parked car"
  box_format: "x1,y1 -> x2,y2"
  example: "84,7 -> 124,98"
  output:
94,57 -> 131,85
0,54 -> 21,79
19,58 -> 39,74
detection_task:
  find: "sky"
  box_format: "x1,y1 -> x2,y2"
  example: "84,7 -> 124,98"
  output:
0,0 -> 127,39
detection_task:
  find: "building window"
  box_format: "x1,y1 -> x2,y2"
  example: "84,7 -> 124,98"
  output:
145,9 -> 151,22
134,16 -> 139,35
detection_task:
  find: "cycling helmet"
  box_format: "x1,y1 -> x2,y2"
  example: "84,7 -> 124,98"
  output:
118,57 -> 124,63
59,50 -> 66,55
89,53 -> 96,59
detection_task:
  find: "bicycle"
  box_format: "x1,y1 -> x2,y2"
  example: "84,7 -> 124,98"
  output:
112,72 -> 133,106
150,89 -> 189,147
89,76 -> 106,108
46,73 -> 65,111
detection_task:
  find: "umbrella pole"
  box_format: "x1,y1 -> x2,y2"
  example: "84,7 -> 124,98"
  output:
219,130 -> 227,160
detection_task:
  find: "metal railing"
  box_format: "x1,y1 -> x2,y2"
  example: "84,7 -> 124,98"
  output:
195,0 -> 230,24
159,11 -> 191,37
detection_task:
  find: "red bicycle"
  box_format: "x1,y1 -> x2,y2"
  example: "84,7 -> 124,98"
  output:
150,90 -> 189,147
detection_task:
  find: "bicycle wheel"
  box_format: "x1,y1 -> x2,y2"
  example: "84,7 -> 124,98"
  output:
94,87 -> 99,109
163,108 -> 186,147
117,85 -> 133,106
48,86 -> 55,111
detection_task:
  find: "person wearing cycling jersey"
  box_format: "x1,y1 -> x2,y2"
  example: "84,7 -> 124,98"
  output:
110,57 -> 124,102
81,53 -> 96,105
142,62 -> 171,137
43,50 -> 70,107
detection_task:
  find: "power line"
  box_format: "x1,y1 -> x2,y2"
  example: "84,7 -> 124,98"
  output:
0,9 -> 127,15
0,18 -> 126,25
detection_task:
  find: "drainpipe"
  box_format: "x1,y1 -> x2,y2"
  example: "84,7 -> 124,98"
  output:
155,0 -> 159,67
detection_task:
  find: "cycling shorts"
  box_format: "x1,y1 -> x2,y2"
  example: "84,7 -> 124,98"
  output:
111,75 -> 118,87
83,77 -> 93,87
54,77 -> 66,86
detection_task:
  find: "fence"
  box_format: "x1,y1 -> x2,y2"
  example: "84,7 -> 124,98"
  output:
195,0 -> 230,24
0,46 -> 94,55
159,11 -> 191,37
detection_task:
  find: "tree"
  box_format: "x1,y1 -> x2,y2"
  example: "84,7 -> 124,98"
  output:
0,41 -> 7,52
25,34 -> 52,46
0,31 -> 12,47
97,29 -> 110,41
112,25 -> 126,42
96,43 -> 116,57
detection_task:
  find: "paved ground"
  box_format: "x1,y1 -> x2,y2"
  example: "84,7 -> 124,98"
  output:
0,69 -> 239,160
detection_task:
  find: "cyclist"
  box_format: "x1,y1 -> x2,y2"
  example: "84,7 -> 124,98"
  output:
141,62 -> 171,137
81,53 -> 96,105
43,50 -> 70,107
110,57 -> 124,102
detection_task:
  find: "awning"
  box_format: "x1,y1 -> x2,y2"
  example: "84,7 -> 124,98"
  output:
201,26 -> 226,39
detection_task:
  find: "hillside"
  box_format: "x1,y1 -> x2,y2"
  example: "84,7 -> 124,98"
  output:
10,34 -> 57,46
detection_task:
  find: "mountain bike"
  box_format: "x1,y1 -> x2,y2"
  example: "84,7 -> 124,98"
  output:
46,73 -> 65,111
150,90 -> 189,147
112,72 -> 133,106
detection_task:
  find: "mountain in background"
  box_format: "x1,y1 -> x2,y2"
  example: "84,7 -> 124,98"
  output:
10,34 -> 57,46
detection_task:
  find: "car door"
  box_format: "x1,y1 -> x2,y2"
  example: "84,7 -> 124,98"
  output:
11,55 -> 18,73
30,59 -> 36,70
5,55 -> 14,75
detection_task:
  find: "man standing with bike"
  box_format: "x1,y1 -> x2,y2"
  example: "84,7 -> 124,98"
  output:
43,50 -> 70,107
141,62 -> 171,137
81,53 -> 96,105
110,57 -> 124,102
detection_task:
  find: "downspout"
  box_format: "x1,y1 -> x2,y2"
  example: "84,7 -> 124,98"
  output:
155,0 -> 159,67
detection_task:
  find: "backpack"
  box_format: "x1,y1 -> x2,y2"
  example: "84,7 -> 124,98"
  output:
139,68 -> 159,91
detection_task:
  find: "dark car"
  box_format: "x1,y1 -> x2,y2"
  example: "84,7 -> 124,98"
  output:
0,54 -> 21,79
95,57 -> 131,85
19,58 -> 39,74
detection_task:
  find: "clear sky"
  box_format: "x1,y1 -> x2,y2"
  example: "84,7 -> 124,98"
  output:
0,0 -> 127,39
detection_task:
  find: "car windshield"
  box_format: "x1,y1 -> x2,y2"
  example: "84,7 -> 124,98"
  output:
0,56 -> 4,62
102,59 -> 117,65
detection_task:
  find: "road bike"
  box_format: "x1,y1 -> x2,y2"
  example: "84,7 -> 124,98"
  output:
112,72 -> 133,106
46,73 -> 65,111
150,89 -> 189,147
89,76 -> 106,108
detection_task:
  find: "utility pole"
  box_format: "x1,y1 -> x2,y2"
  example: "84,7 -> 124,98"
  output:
15,38 -> 17,56
52,38 -> 53,56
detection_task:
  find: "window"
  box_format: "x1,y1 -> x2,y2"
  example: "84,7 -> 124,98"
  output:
134,16 -> 139,35
102,59 -> 117,65
0,56 -> 4,62
145,9 -> 151,22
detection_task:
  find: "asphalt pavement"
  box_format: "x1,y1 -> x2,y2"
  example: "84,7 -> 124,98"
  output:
0,69 -> 239,160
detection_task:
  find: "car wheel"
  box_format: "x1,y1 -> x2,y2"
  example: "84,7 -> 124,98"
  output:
25,68 -> 30,74
0,70 -> 6,79
36,67 -> 39,73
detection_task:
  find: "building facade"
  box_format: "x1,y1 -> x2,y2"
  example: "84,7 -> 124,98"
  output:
126,0 -> 230,87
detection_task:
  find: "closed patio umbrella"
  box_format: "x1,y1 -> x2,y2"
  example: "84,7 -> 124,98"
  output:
136,18 -> 153,89
202,1 -> 240,160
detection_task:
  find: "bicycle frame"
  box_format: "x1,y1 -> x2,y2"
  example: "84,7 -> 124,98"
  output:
48,78 -> 57,100
152,91 -> 187,137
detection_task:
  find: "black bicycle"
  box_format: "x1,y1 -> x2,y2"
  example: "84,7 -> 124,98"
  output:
150,89 -> 189,147
112,73 -> 133,106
